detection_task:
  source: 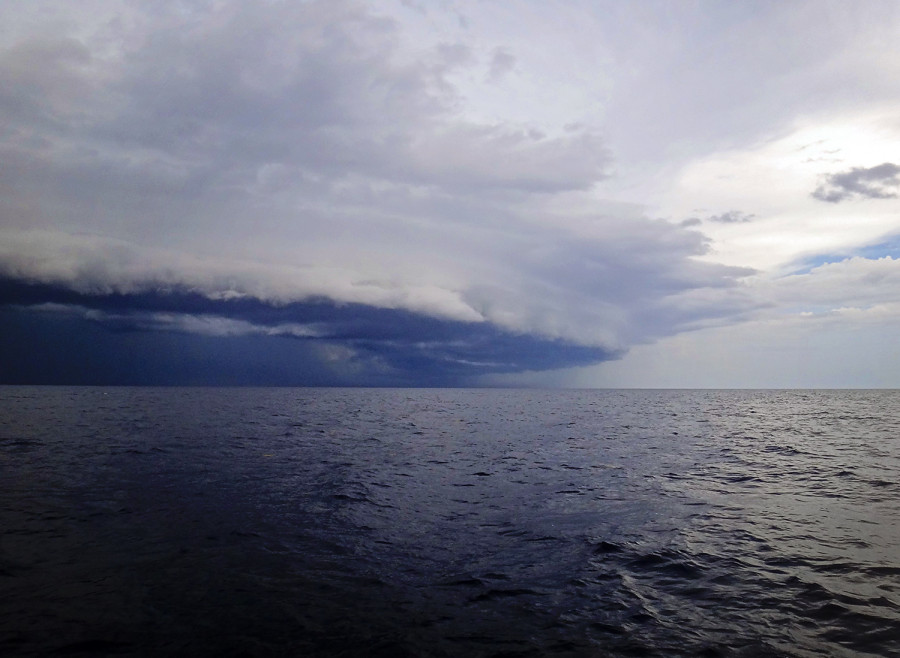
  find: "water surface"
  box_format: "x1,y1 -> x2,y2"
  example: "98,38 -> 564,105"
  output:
1,387 -> 898,656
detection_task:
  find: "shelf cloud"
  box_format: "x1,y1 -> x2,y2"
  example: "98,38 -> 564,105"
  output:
3,0 -> 899,386
0,0 -> 762,385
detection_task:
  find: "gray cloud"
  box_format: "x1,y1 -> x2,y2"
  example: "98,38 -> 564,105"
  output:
487,48 -> 516,82
0,0 -> 762,382
0,2 -> 607,218
679,211 -> 755,226
812,162 -> 900,203
0,279 -> 618,385
707,211 -> 756,224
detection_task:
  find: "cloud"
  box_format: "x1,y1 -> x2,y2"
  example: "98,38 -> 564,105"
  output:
0,220 -> 755,354
681,211 -> 755,226
707,210 -> 756,224
662,115 -> 900,273
0,278 -> 616,385
89,1 -> 602,193
487,48 -> 516,82
0,0 -> 765,385
580,255 -> 900,389
771,255 -> 900,310
812,162 -> 900,203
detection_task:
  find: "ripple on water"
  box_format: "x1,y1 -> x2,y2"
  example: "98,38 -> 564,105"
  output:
0,387 -> 899,657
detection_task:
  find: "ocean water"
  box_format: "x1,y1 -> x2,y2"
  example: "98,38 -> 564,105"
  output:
1,387 -> 899,657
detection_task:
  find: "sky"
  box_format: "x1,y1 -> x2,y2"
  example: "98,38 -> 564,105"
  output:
1,0 -> 899,387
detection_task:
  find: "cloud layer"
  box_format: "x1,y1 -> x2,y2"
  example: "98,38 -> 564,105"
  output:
3,1 -> 899,386
0,0 -> 763,384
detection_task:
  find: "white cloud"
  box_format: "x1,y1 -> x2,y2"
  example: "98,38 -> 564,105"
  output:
660,111 -> 900,273
770,256 -> 900,310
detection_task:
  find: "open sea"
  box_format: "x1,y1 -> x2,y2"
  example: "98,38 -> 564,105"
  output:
1,387 -> 899,657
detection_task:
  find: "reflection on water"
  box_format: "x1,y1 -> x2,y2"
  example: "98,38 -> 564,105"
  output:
1,387 -> 899,656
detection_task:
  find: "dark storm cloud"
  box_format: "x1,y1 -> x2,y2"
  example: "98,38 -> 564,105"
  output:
0,0 -> 762,384
0,278 -> 614,385
812,162 -> 900,203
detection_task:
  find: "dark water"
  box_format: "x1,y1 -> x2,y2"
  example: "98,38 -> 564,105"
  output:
1,387 -> 899,657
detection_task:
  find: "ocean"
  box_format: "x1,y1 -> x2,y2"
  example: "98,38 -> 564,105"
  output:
1,387 -> 898,657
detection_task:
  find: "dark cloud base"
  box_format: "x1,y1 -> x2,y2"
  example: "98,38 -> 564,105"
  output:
0,278 -> 617,386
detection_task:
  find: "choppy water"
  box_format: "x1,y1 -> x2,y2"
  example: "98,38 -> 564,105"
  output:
1,387 -> 899,657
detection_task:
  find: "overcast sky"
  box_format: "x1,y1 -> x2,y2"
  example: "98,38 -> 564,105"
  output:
1,0 -> 899,386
